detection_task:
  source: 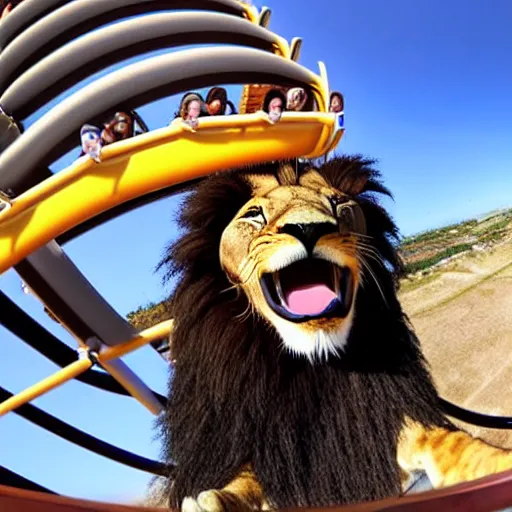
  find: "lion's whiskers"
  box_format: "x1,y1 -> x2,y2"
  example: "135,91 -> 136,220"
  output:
351,232 -> 374,240
353,246 -> 389,308
357,247 -> 385,270
238,242 -> 278,285
351,235 -> 385,268
238,256 -> 258,285
219,284 -> 239,296
235,299 -> 253,322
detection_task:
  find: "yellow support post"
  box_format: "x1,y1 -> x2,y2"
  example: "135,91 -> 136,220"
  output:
99,320 -> 174,363
0,358 -> 93,418
0,321 -> 174,417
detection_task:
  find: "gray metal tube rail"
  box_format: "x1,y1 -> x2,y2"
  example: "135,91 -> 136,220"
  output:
0,0 -> 71,52
0,0 -> 254,93
1,11 -> 285,119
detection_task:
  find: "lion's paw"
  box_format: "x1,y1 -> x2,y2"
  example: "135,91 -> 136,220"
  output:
182,490 -> 256,512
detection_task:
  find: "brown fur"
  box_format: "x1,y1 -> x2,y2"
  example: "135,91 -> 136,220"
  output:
158,155 -> 512,510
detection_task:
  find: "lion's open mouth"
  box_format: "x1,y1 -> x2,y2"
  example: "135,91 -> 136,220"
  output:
260,258 -> 354,322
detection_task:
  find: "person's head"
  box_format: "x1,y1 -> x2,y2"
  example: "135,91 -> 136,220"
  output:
179,92 -> 205,120
111,112 -> 133,139
270,97 -> 282,113
188,99 -> 201,119
101,111 -> 133,144
205,87 -> 228,116
329,92 -> 344,113
286,87 -> 307,111
262,89 -> 286,114
80,124 -> 103,160
80,124 -> 101,151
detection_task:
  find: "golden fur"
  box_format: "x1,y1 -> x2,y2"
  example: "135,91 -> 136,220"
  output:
219,166 -> 365,361
158,156 -> 512,511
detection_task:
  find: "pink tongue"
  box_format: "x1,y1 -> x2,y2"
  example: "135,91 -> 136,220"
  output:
285,284 -> 337,316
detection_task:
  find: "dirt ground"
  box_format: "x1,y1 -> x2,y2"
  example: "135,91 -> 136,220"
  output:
399,240 -> 512,448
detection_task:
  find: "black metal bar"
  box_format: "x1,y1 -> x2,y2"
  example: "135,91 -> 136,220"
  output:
440,398 -> 512,430
0,288 -> 127,395
131,110 -> 149,134
0,465 -> 57,495
0,386 -> 170,476
0,290 -> 167,405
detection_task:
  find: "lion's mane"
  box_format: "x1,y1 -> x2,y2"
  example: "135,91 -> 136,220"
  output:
158,156 -> 452,508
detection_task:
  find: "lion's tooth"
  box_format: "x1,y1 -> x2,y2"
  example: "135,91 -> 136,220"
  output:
273,272 -> 286,305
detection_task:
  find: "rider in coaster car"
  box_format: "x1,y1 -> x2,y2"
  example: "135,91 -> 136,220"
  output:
101,111 -> 134,146
204,87 -> 238,116
171,92 -> 207,129
329,91 -> 344,113
78,111 -> 137,160
286,87 -> 308,112
262,88 -> 287,123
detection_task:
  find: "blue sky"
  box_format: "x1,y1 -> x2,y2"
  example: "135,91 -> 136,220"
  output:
1,0 -> 512,504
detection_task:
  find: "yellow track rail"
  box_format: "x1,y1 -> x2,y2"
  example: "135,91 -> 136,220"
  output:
0,112 -> 341,274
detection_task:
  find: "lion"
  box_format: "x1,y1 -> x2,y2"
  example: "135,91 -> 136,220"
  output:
157,155 -> 512,511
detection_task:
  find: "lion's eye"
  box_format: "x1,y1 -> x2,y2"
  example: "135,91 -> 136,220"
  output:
241,207 -> 262,218
337,204 -> 354,226
330,196 -> 350,216
331,198 -> 366,234
330,196 -> 362,232
240,206 -> 266,226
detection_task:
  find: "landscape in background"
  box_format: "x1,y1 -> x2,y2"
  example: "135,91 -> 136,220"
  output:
398,207 -> 512,451
401,207 -> 512,278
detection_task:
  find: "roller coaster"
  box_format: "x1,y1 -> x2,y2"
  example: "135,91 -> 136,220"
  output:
0,1 -> 511,511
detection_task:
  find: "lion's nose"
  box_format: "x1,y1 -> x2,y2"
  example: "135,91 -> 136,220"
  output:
278,222 -> 337,254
